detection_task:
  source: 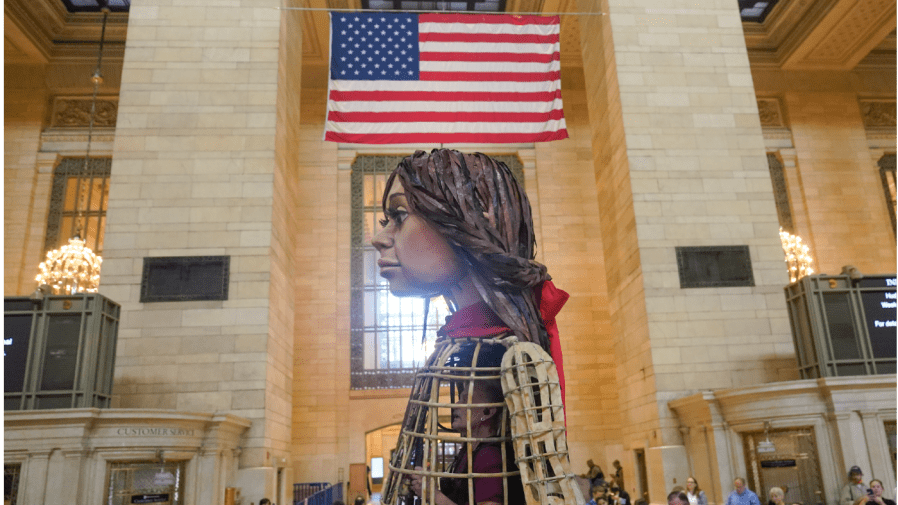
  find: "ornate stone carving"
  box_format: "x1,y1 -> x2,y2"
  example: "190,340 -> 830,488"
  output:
860,100 -> 897,128
758,98 -> 785,127
51,97 -> 118,128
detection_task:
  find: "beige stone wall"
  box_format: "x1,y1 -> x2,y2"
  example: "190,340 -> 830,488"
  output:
103,0 -> 291,469
290,111 -> 349,480
5,64 -> 49,296
753,68 -> 897,275
534,80 -> 623,470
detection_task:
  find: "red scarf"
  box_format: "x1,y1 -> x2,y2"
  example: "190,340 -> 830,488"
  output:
436,280 -> 569,405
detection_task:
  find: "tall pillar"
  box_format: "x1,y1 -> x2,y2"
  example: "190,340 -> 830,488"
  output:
577,0 -> 792,493
4,63 -> 50,295
103,0 -> 299,483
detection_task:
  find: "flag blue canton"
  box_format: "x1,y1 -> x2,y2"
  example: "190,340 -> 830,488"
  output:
330,12 -> 420,81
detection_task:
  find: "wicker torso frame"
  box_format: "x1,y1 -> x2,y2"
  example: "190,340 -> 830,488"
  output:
383,336 -> 583,505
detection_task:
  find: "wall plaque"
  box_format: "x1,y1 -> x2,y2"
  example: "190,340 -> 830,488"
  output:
676,246 -> 755,288
140,256 -> 229,303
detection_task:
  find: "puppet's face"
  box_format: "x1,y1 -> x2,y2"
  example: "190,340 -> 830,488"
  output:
371,178 -> 464,297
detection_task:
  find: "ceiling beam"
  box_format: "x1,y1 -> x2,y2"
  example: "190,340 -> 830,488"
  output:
781,0 -> 897,70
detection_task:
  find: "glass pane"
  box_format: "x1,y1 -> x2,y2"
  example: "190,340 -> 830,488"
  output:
58,216 -> 75,246
823,293 -> 861,360
36,395 -> 72,409
378,331 -> 389,369
364,174 -> 376,207
64,177 -> 80,209
875,361 -> 896,374
364,332 -> 376,369
375,174 -> 386,206
4,314 -> 33,393
364,290 -> 376,327
84,216 -> 100,250
364,211 -> 376,244
5,397 -> 22,411
835,363 -> 866,376
364,249 -> 377,286
89,177 -> 106,211
96,215 -> 106,254
40,314 -> 81,391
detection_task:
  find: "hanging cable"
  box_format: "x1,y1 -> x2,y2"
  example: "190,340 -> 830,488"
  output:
277,6 -> 605,15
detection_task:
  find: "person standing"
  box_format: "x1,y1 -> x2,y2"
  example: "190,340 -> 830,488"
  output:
726,478 -> 761,505
870,479 -> 896,505
584,459 -> 607,489
610,479 -> 631,505
686,477 -> 708,505
768,487 -> 785,505
613,460 -> 625,495
840,467 -> 867,505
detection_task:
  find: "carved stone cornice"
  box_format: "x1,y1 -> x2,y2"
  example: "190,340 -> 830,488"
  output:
757,97 -> 785,128
860,99 -> 897,129
50,96 -> 118,128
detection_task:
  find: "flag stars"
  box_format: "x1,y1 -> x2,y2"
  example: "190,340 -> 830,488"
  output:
333,13 -> 418,82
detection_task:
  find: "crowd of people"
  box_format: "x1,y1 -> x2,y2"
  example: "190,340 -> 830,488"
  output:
655,466 -> 895,505
581,459 -> 630,505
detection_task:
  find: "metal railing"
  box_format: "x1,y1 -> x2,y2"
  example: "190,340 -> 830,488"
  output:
294,482 -> 343,505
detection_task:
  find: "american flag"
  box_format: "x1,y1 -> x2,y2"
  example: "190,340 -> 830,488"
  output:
324,12 -> 568,144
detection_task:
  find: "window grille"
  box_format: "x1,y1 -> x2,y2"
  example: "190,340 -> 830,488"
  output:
767,153 -> 794,232
105,461 -> 185,505
349,154 -> 523,389
879,154 -> 896,237
4,463 -> 20,505
43,157 -> 111,256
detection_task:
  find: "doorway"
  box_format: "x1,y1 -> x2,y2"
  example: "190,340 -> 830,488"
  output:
104,460 -> 186,505
743,428 -> 824,505
635,449 -> 649,504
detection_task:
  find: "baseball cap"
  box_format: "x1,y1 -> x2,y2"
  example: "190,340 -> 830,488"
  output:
849,466 -> 863,475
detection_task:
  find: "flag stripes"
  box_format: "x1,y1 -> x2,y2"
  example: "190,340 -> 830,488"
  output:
324,11 -> 567,144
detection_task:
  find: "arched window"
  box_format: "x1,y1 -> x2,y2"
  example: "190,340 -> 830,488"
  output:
43,157 -> 111,256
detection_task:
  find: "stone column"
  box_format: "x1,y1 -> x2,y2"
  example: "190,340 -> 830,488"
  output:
15,152 -> 61,293
832,411 -> 872,480
103,0 -> 299,482
21,452 -> 50,505
577,0 -> 792,490
859,411 -> 896,494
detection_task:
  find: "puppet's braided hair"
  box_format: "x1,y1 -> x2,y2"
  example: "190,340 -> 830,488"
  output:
384,149 -> 551,351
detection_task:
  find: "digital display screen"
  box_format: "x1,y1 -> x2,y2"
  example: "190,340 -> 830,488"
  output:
370,457 -> 384,479
4,314 -> 33,393
860,276 -> 897,359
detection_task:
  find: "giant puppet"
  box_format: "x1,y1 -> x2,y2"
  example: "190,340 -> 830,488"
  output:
371,149 -> 582,505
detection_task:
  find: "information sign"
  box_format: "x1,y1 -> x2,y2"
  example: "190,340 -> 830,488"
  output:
859,276 -> 897,359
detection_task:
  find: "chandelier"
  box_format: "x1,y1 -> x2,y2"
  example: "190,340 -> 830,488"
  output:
35,4 -> 110,295
35,237 -> 103,294
779,227 -> 814,283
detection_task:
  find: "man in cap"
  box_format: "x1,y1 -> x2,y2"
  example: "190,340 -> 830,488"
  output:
840,466 -> 868,505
